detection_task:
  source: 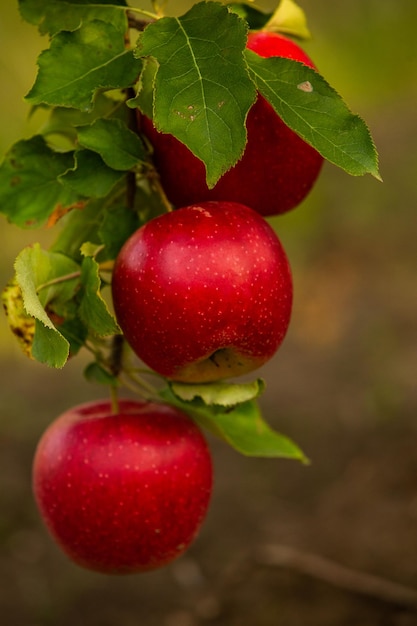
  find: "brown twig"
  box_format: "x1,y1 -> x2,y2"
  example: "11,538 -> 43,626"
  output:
107,334 -> 125,379
254,544 -> 417,611
169,544 -> 417,623
127,11 -> 154,31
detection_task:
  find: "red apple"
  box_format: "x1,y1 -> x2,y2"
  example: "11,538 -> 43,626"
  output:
33,399 -> 213,574
141,31 -> 324,216
111,201 -> 292,382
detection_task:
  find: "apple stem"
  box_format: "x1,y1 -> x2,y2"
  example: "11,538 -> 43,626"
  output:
126,7 -> 160,23
123,87 -> 141,213
108,334 -> 125,378
110,385 -> 120,415
148,167 -> 174,213
135,110 -> 173,215
126,170 -> 137,210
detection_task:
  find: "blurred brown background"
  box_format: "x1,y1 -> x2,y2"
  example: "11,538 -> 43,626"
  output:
1,1 -> 417,625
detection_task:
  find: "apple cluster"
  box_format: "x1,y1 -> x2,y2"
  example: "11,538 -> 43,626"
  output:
33,32 -> 322,575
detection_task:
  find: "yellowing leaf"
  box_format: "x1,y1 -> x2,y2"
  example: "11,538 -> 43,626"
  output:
2,278 -> 35,359
13,244 -> 81,367
265,0 -> 311,40
170,378 -> 265,407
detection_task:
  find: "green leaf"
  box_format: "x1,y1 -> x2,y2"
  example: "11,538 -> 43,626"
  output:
25,20 -> 142,111
78,256 -> 121,336
127,57 -> 157,118
59,149 -> 126,198
14,244 -> 81,367
39,93 -> 125,143
161,387 -> 307,461
79,241 -> 102,258
15,245 -> 80,311
245,50 -> 381,179
0,136 -> 80,228
57,317 -> 88,356
170,378 -> 265,407
264,0 -> 311,40
76,118 -> 146,170
19,0 -> 128,36
84,361 -> 118,385
98,205 -> 141,259
51,198 -> 106,262
136,1 -> 256,187
227,3 -> 272,30
34,256 -> 80,310
30,319 -> 69,367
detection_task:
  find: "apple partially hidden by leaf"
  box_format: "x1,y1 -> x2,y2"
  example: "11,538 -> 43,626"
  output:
33,399 -> 213,574
141,31 -> 324,216
112,201 -> 293,383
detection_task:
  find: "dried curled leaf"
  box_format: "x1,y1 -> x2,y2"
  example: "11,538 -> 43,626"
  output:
2,278 -> 35,358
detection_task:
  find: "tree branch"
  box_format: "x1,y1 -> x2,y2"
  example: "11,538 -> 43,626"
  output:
255,544 -> 417,611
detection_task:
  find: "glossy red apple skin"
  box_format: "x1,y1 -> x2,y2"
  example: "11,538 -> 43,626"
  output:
112,201 -> 292,383
141,31 -> 324,216
32,399 -> 213,574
